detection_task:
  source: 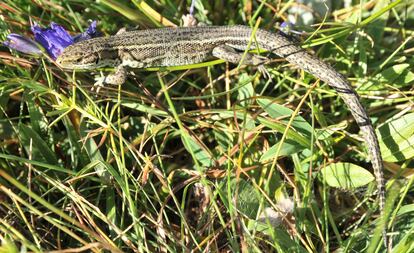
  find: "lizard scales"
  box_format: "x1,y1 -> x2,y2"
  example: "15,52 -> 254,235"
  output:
57,25 -> 386,244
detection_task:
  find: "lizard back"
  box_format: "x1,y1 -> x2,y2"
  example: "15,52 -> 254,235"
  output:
57,26 -> 290,69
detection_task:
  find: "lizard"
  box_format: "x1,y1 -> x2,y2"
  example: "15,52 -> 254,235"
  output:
55,25 -> 387,246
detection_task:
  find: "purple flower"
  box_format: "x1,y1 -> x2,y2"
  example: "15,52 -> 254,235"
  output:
189,0 -> 196,15
73,20 -> 98,43
4,21 -> 98,60
3,33 -> 43,56
280,21 -> 293,34
31,22 -> 74,60
280,21 -> 303,36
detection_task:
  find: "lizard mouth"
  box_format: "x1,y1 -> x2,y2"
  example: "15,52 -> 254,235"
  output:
55,57 -> 94,70
55,56 -> 73,69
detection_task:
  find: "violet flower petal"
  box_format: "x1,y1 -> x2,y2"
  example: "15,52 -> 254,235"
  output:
280,21 -> 293,34
6,21 -> 100,60
3,33 -> 43,56
280,21 -> 303,36
72,21 -> 99,43
189,0 -> 195,16
31,22 -> 74,60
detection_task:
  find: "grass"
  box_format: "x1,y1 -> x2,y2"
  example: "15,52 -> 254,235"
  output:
0,0 -> 414,252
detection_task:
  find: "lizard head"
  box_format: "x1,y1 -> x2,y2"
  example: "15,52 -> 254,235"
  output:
56,43 -> 100,70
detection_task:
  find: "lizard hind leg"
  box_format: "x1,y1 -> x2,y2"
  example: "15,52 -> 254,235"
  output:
212,45 -> 269,66
212,45 -> 272,80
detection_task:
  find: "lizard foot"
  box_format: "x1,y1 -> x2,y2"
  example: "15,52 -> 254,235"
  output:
182,14 -> 198,27
92,74 -> 106,93
92,66 -> 127,92
116,25 -> 140,35
258,65 -> 273,82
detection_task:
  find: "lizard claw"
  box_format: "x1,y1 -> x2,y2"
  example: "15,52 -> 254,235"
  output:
116,25 -> 140,35
92,74 -> 106,93
91,66 -> 128,93
182,14 -> 198,27
258,65 -> 273,82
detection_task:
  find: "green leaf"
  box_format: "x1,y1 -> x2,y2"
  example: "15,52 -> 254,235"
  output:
379,64 -> 410,83
394,68 -> 414,87
237,73 -> 255,106
19,124 -> 58,165
25,91 -> 48,135
0,239 -> 19,253
121,101 -> 169,117
247,222 -> 308,253
377,112 -> 414,162
396,204 -> 414,217
260,139 -> 305,161
257,98 -> 313,139
321,162 -> 374,189
213,122 -> 234,150
216,109 -> 309,145
182,133 -> 214,168
315,121 -> 348,140
257,118 -> 310,148
79,122 -> 111,183
365,0 -> 390,42
0,120 -> 14,140
361,64 -> 414,90
219,178 -> 259,218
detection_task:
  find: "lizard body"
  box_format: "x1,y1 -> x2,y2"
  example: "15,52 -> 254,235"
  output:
56,25 -> 386,244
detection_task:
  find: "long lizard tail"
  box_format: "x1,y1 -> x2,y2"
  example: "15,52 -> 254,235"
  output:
263,31 -> 387,247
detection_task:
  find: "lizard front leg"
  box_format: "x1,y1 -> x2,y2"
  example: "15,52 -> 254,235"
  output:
115,25 -> 140,35
94,65 -> 127,88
